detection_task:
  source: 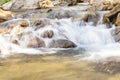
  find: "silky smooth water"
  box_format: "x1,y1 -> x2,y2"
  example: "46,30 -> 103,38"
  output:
0,18 -> 119,60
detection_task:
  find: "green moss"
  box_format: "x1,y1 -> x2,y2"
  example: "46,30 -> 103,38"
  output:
0,0 -> 11,6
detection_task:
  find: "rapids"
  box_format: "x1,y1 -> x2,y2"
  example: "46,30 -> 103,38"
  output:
0,17 -> 120,60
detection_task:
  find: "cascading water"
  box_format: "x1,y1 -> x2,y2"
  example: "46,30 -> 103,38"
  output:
0,16 -> 120,59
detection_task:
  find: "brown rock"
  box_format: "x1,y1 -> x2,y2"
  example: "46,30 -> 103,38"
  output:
48,39 -> 76,48
103,3 -> 120,24
83,11 -> 100,26
27,37 -> 45,48
39,0 -> 54,8
11,40 -> 19,45
0,9 -> 13,23
115,13 -> 120,26
41,30 -> 54,38
20,21 -> 28,27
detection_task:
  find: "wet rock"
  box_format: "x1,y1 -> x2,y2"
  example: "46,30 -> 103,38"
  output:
27,37 -> 45,48
11,40 -> 19,45
0,9 -> 13,23
83,11 -> 100,26
32,19 -> 51,29
48,10 -> 76,19
48,39 -> 76,48
115,13 -> 120,26
0,19 -> 28,34
41,30 -> 54,38
103,3 -> 120,25
111,27 -> 120,42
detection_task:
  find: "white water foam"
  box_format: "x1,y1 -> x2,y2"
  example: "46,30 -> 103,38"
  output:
0,18 -> 120,59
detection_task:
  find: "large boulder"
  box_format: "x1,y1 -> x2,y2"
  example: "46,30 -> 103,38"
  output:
27,37 -> 45,48
48,39 -> 77,48
2,0 -> 54,10
0,9 -> 13,23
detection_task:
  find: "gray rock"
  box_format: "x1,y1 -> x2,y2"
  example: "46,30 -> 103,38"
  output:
48,39 -> 77,48
2,0 -> 39,10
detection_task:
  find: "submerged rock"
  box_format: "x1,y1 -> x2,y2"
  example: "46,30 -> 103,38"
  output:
27,37 -> 45,48
93,57 -> 120,74
59,0 -> 84,6
48,39 -> 76,48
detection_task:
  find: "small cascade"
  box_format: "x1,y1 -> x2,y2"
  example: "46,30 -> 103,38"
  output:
0,11 -> 120,59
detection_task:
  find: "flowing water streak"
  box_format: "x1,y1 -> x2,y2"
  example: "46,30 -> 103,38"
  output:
0,18 -> 120,59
